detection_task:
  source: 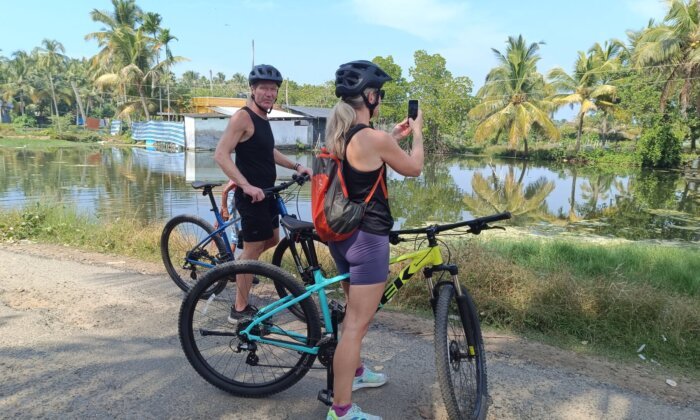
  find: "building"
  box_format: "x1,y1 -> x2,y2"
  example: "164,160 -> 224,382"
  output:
283,105 -> 331,145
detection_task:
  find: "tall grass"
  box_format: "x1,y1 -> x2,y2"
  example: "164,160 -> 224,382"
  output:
0,203 -> 161,262
390,237 -> 700,372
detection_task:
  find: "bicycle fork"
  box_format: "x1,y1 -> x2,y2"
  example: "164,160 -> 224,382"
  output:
426,265 -> 480,358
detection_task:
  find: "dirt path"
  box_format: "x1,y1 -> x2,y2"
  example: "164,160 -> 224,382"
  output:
0,241 -> 698,419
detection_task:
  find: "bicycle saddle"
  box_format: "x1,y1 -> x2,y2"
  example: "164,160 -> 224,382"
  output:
191,181 -> 223,189
280,215 -> 314,232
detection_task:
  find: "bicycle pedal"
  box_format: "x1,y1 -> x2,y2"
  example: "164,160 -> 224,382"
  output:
317,389 -> 333,406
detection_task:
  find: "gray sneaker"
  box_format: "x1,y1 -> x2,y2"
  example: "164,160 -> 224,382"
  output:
227,304 -> 257,324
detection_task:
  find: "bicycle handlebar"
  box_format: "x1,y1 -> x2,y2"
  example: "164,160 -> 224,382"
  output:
262,173 -> 310,196
390,211 -> 512,243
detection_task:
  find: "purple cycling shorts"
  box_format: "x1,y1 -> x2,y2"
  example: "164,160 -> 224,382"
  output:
328,230 -> 389,285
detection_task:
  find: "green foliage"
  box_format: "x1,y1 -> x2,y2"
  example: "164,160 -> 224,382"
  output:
12,114 -> 37,128
409,50 -> 475,151
372,55 -> 408,124
637,118 -> 682,168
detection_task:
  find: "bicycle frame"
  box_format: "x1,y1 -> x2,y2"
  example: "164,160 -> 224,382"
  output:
238,243 -> 445,353
184,188 -> 293,270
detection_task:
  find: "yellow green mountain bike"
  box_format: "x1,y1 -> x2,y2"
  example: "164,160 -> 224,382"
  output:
178,211 -> 511,420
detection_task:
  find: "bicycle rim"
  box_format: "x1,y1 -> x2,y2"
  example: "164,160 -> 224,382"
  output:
434,284 -> 488,420
161,215 -> 227,296
179,261 -> 321,397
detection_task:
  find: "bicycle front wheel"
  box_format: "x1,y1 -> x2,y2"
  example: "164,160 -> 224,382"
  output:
161,215 -> 228,295
434,284 -> 488,420
179,260 -> 322,397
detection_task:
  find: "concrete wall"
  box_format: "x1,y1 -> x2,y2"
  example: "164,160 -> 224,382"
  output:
184,116 -> 312,150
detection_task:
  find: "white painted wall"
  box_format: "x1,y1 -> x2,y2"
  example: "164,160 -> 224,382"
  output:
184,115 -> 311,150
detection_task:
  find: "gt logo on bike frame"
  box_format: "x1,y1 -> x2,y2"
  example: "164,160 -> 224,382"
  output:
380,246 -> 443,306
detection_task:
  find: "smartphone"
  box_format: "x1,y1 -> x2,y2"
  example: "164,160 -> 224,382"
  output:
408,99 -> 418,120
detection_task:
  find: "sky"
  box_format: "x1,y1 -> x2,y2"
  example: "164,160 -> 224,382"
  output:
1,0 -> 668,102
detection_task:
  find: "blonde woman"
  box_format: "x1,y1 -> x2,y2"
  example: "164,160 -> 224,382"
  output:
325,60 -> 424,420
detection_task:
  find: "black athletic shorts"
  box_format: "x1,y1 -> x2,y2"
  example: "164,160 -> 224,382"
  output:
234,192 -> 280,242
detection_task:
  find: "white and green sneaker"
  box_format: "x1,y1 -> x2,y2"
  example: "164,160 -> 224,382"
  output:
352,366 -> 387,391
326,403 -> 382,420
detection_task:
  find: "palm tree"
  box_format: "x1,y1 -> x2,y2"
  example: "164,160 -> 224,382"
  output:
142,12 -> 163,115
66,59 -> 91,125
36,39 -> 67,129
2,51 -> 35,116
94,28 -> 157,119
548,50 -> 619,152
156,28 -> 179,120
633,0 -> 700,150
469,35 -> 559,155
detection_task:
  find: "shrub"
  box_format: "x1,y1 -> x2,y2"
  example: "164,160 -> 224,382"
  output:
637,118 -> 682,168
12,114 -> 37,128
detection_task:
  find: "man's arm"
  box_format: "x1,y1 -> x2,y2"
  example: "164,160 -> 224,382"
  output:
273,148 -> 313,177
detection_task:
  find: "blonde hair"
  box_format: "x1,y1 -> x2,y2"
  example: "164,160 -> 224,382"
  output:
324,89 -> 374,158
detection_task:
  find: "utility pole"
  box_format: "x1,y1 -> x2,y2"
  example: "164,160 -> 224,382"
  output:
209,69 -> 213,96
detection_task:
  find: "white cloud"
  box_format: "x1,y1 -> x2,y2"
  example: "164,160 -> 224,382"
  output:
351,0 -> 468,40
351,0 -> 507,87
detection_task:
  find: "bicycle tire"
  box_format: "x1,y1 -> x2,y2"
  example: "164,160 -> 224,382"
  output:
271,236 -> 343,318
179,260 -> 322,397
434,284 -> 488,420
161,215 -> 228,296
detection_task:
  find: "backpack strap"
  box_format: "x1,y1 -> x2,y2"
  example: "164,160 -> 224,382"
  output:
363,165 -> 386,204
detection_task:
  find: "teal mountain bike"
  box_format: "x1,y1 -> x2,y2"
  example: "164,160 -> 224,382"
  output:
178,210 -> 511,420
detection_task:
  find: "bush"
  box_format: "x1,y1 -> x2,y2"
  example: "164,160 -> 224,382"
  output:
637,118 -> 682,168
12,114 -> 37,128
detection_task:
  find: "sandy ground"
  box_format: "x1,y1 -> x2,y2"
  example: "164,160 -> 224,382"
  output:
0,241 -> 698,419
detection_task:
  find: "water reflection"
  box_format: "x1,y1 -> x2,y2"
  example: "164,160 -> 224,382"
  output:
0,146 -> 697,243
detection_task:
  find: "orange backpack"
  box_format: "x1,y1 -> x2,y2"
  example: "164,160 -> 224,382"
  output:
311,125 -> 387,242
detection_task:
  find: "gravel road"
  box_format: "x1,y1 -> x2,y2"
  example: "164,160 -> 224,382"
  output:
0,242 -> 698,419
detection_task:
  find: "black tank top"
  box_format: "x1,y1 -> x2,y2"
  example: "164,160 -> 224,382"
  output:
344,124 -> 393,235
234,106 -> 276,190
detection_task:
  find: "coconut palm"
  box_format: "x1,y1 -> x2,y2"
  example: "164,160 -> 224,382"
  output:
94,27 -> 157,119
633,0 -> 700,150
548,50 -> 619,152
2,50 -> 35,115
156,28 -> 179,119
469,35 -> 559,155
35,39 -> 67,129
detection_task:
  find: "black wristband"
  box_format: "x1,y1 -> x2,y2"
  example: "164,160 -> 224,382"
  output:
293,162 -> 301,171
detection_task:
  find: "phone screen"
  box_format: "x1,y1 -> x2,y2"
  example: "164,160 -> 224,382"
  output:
408,100 -> 418,120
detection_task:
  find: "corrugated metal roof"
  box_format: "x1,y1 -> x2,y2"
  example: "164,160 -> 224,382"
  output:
210,106 -> 308,120
285,105 -> 331,118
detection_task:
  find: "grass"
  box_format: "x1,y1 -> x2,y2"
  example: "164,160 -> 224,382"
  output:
0,203 -> 161,263
1,203 -> 698,373
389,236 -> 700,373
0,137 -> 100,149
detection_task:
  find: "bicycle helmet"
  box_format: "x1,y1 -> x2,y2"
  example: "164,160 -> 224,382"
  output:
334,60 -> 392,98
249,64 -> 283,86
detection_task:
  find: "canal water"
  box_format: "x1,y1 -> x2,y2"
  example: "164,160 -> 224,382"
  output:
0,146 -> 698,244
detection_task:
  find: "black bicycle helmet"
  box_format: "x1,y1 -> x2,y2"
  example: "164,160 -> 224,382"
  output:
335,60 -> 392,98
249,64 -> 283,86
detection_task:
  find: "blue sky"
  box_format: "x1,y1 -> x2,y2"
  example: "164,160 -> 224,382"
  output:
2,0 -> 667,91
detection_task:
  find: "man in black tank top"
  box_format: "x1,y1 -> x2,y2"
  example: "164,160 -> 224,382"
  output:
214,64 -> 313,322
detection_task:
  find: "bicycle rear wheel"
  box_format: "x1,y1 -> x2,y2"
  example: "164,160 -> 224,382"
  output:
179,260 -> 321,397
434,284 -> 488,420
161,215 -> 228,296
